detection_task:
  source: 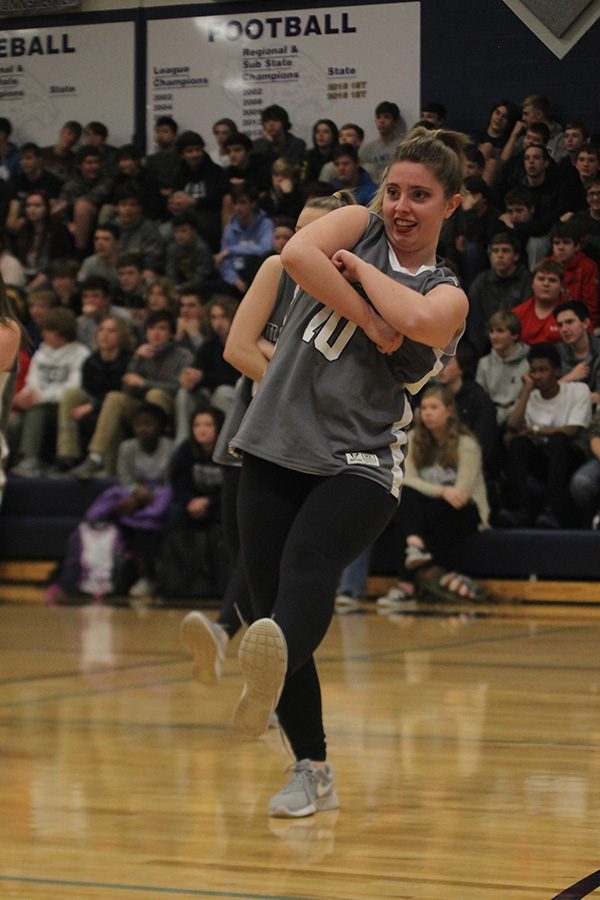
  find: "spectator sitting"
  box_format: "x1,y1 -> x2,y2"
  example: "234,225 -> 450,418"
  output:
13,191 -> 73,289
76,275 -> 131,350
54,315 -> 134,472
436,340 -> 499,480
466,230 -> 532,355
144,115 -> 180,195
175,289 -> 206,354
113,188 -> 164,275
475,311 -> 530,427
40,120 -> 82,183
561,143 -> 600,220
175,296 -> 239,442
10,307 -> 89,477
494,121 -> 552,197
501,146 -> 559,268
168,406 -> 225,529
571,178 -> 600,265
361,100 -> 406,180
319,122 -> 379,183
165,212 -> 216,295
166,406 -> 230,596
171,130 -> 229,251
330,144 -> 378,206
109,144 -> 163,221
303,119 -> 339,183
82,121 -> 118,176
78,223 -> 121,287
465,144 -> 486,179
558,140 -> 598,218
112,253 -> 146,314
554,300 -> 600,403
53,145 -> 114,256
473,99 -> 520,163
85,402 -> 174,599
46,258 -> 81,313
499,342 -> 591,528
570,406 -> 600,527
215,185 -> 274,296
144,276 -> 179,314
520,94 -> 565,162
207,118 -> 238,168
512,258 -> 564,345
69,309 -> 192,478
498,186 -> 546,268
222,132 -> 271,208
271,217 -> 295,254
549,220 -> 599,326
8,143 -> 62,226
459,175 -> 504,288
252,104 -> 306,166
556,122 -> 586,182
264,157 -> 304,222
376,385 -> 489,608
24,289 -> 58,351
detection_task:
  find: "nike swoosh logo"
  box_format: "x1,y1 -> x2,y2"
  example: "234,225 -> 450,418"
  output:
317,780 -> 331,798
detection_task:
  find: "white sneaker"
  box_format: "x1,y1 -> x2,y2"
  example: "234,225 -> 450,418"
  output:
376,585 -> 417,612
233,618 -> 287,738
180,611 -> 227,685
128,577 -> 155,598
334,592 -> 360,612
404,543 -> 433,570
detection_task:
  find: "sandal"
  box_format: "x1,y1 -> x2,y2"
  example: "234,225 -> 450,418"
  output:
439,572 -> 485,601
416,567 -> 487,604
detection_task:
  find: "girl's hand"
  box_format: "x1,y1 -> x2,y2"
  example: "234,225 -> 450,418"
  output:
441,486 -> 469,509
363,305 -> 404,354
331,249 -> 362,284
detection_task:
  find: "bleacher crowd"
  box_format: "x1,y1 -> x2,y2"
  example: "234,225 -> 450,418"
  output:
0,93 -> 599,599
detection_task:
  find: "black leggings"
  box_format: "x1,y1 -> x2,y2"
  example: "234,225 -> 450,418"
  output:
217,466 -> 253,638
237,453 -> 397,761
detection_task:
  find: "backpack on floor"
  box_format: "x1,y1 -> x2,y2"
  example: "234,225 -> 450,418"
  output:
57,521 -> 136,598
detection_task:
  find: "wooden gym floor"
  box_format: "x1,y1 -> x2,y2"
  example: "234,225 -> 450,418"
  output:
2,595 -> 600,900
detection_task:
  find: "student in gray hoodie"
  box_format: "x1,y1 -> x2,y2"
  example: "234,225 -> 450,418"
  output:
475,310 -> 530,427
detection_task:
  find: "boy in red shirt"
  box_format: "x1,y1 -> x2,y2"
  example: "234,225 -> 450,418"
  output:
513,258 -> 564,344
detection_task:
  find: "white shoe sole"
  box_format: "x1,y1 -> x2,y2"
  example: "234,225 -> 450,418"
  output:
233,618 -> 287,738
405,553 -> 432,570
180,611 -> 222,686
376,596 -> 418,611
269,788 -> 340,818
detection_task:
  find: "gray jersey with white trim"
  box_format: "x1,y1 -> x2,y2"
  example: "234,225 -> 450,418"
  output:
213,269 -> 296,466
233,212 -> 462,497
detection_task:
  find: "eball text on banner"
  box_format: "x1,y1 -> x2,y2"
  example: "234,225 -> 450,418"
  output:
0,22 -> 134,145
146,3 -> 420,151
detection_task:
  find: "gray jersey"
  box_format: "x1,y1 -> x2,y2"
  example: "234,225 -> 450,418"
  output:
232,212 -> 461,498
213,269 -> 297,466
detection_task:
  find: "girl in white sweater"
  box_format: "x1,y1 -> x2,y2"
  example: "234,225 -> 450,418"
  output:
379,384 -> 489,606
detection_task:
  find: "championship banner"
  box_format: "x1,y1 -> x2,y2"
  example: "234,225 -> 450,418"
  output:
146,3 -> 420,151
0,21 -> 135,145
